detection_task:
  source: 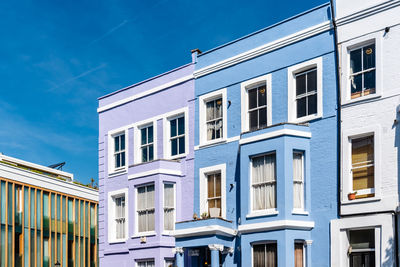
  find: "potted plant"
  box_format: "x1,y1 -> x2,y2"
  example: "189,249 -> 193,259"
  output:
193,213 -> 199,220
209,207 -> 221,218
200,212 -> 208,219
348,191 -> 357,200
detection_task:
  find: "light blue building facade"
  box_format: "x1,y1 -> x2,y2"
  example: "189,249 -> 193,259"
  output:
173,3 -> 338,266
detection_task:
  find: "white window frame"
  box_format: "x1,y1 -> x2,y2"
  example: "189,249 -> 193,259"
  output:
135,183 -> 156,236
136,260 -> 155,267
199,88 -> 227,147
199,164 -> 226,219
134,120 -> 157,164
241,74 -> 272,133
163,182 -> 176,234
107,188 -> 129,243
251,241 -> 278,267
341,33 -> 382,105
288,57 -> 323,123
163,108 -> 189,159
292,151 -> 305,213
342,125 -> 381,203
248,152 -> 278,218
108,128 -> 128,175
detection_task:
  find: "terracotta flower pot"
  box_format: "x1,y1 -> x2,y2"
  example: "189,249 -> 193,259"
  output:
348,192 -> 356,200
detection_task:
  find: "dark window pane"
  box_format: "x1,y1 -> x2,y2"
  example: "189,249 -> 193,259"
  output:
148,126 -> 153,143
350,48 -> 362,73
215,120 -> 222,139
114,137 -> 119,152
364,70 -> 376,92
179,137 -> 185,154
258,85 -> 267,107
297,97 -> 306,118
178,117 -> 185,135
258,108 -> 267,128
120,135 -> 125,150
249,110 -> 258,130
121,152 -> 125,167
115,155 -> 120,168
363,44 -> 375,70
307,69 -> 317,93
307,94 -> 317,115
350,229 -> 375,249
171,139 -> 177,156
170,119 -> 177,137
351,74 -> 362,98
141,128 -> 147,145
149,145 -> 154,161
296,74 -> 306,96
142,147 -> 148,162
248,89 -> 257,109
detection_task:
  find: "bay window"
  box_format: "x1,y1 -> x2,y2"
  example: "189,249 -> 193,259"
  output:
137,184 -> 155,233
251,153 -> 276,211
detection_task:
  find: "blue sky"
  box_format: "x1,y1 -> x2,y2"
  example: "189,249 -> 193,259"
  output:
0,0 -> 326,185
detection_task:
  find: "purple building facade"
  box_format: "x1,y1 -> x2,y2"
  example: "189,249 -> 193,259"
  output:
98,63 -> 194,267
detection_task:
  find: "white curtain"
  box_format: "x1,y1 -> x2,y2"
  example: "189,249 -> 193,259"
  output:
115,196 -> 125,239
164,184 -> 174,231
138,261 -> 155,267
252,155 -> 276,210
253,244 -> 276,267
147,185 -> 155,231
293,153 -> 304,209
138,185 -> 154,232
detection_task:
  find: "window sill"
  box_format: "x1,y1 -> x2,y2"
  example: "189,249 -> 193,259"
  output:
162,231 -> 175,236
246,209 -> 278,218
292,209 -> 309,216
108,168 -> 127,177
290,114 -> 322,124
342,195 -> 380,205
342,93 -> 381,106
168,153 -> 188,161
132,231 -> 157,238
198,138 -> 227,149
108,238 -> 127,244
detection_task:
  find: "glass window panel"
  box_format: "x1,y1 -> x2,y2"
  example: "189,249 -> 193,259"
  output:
30,230 -> 35,267
171,139 -> 177,156
350,229 -> 375,249
307,69 -> 317,93
37,231 -> 41,266
258,85 -> 267,106
114,136 -> 119,152
351,74 -> 362,97
297,98 -> 306,118
207,175 -> 215,198
120,134 -> 125,150
43,193 -> 49,231
24,228 -> 29,267
215,174 -> 221,197
258,108 -> 267,128
37,190 -> 41,229
24,187 -> 29,227
206,101 -> 215,121
249,110 -> 258,130
142,147 -> 148,162
215,99 -> 222,118
294,243 -> 304,267
350,48 -> 362,74
364,70 -> 376,92
170,119 -> 177,137
148,126 -> 153,143
115,153 -> 121,168
149,145 -> 154,161
31,189 -> 35,227
178,137 -> 185,154
1,182 -> 5,224
178,117 -> 185,135
141,128 -> 147,145
296,74 -> 306,96
248,89 -> 257,109
121,152 -> 125,167
363,44 -> 375,70
352,136 -> 374,191
7,184 -> 12,225
307,94 -> 317,115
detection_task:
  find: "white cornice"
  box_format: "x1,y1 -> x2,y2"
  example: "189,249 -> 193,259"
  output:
172,225 -> 237,238
194,21 -> 331,78
238,220 -> 314,233
239,129 -> 311,145
98,74 -> 193,113
335,0 -> 400,27
127,169 -> 182,180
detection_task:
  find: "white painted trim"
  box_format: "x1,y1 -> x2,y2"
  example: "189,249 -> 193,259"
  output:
97,74 -> 193,113
287,57 -> 323,123
239,129 -> 311,145
131,231 -> 156,238
194,21 -> 331,78
199,164 -> 227,219
340,32 -> 382,105
0,154 -> 73,180
134,121 -> 158,164
246,210 -> 279,218
163,107 -> 189,160
172,224 -> 237,238
128,169 -> 182,180
194,135 -> 240,150
341,125 -> 381,204
108,129 -> 129,175
108,188 -> 129,244
238,220 -> 314,233
198,88 -> 228,147
240,74 -> 272,133
330,213 -> 394,267
0,162 -> 98,201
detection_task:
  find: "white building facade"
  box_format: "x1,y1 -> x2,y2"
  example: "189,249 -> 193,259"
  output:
331,0 -> 400,266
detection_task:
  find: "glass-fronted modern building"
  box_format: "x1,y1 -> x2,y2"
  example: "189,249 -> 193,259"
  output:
0,153 -> 99,267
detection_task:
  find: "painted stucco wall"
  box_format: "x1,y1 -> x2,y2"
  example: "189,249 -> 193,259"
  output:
98,63 -> 195,266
